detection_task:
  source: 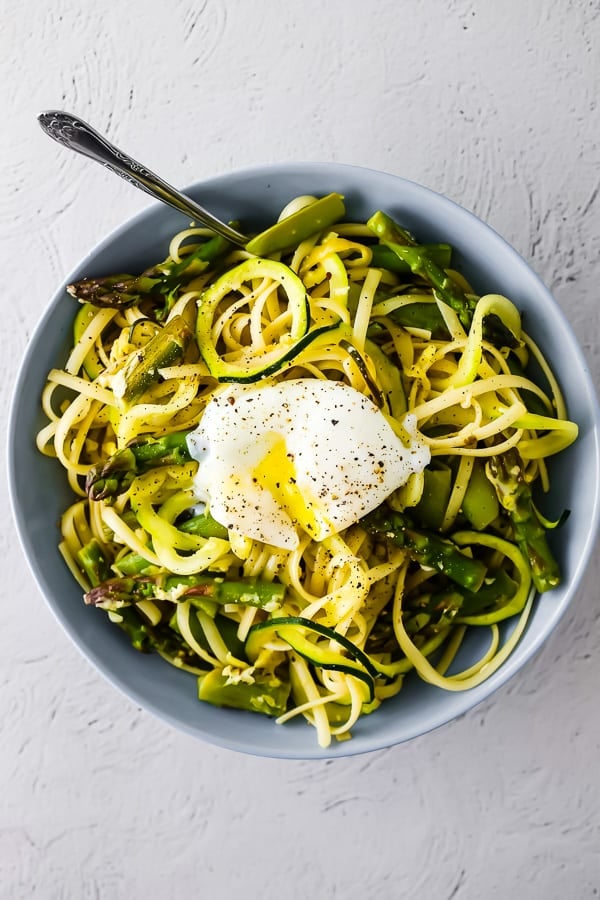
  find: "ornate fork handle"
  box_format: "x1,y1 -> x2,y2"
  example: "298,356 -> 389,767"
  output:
38,111 -> 248,245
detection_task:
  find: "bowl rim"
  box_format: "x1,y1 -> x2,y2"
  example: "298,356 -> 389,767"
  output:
7,160 -> 600,758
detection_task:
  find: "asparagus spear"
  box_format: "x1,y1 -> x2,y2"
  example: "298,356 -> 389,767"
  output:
67,272 -> 161,308
197,669 -> 290,717
362,507 -> 487,591
67,233 -> 231,311
113,314 -> 192,405
245,193 -> 345,256
114,605 -> 206,666
76,538 -> 111,586
387,301 -> 450,338
112,551 -> 157,576
178,511 -> 228,539
156,233 -> 231,279
367,211 -> 518,348
85,572 -> 286,612
410,568 -> 519,624
86,429 -> 193,500
370,242 -> 452,273
486,450 -> 561,592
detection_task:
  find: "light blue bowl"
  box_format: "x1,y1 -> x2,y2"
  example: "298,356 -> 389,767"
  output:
8,163 -> 600,758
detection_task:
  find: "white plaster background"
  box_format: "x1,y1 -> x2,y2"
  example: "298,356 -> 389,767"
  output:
1,1 -> 599,897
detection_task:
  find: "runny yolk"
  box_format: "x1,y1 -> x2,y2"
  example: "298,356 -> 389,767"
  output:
252,435 -> 332,541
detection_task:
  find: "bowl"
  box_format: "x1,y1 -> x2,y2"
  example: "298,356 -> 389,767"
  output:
8,162 -> 600,758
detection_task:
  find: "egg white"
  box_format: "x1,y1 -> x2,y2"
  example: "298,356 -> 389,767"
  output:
187,379 -> 430,550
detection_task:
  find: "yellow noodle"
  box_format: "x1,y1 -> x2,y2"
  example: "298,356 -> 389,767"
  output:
522,331 -> 568,420
352,267 -> 382,350
47,369 -> 116,406
66,307 -> 118,376
440,455 -> 474,531
284,655 -> 332,747
392,575 -> 534,691
101,506 -> 160,566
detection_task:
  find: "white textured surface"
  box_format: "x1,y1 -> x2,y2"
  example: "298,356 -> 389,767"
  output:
2,2 -> 600,897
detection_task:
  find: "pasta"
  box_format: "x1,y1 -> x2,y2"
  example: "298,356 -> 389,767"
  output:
37,195 -> 578,747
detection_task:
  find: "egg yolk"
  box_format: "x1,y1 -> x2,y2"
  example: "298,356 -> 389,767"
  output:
252,435 -> 331,540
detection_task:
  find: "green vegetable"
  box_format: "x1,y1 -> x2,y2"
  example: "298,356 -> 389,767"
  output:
486,450 -> 561,592
112,552 -> 157,576
86,429 -> 193,501
507,354 -> 552,417
73,303 -> 105,378
387,301 -> 450,337
462,460 -> 500,530
246,616 -> 377,678
67,273 -> 159,309
413,467 -> 453,530
213,615 -> 248,662
246,616 -> 380,702
367,210 -> 519,348
364,338 -> 407,416
246,617 -> 379,676
114,315 -> 192,405
196,257 -> 328,382
455,569 -> 521,622
170,607 -> 249,661
288,664 -> 380,725
368,211 -> 472,316
245,193 -> 346,256
156,233 -> 231,280
370,242 -> 452,273
67,233 -> 231,313
365,626 -> 453,677
340,339 -> 385,408
113,606 -> 207,668
198,669 -> 290,717
76,538 -> 110,586
178,511 -> 229,540
362,507 -> 487,592
411,568 -> 519,625
202,321 -> 339,384
85,572 -> 286,612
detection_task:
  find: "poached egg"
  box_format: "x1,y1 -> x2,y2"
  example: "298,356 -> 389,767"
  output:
187,378 -> 430,550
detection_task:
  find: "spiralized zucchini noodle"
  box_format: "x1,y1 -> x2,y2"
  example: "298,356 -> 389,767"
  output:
37,193 -> 578,748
